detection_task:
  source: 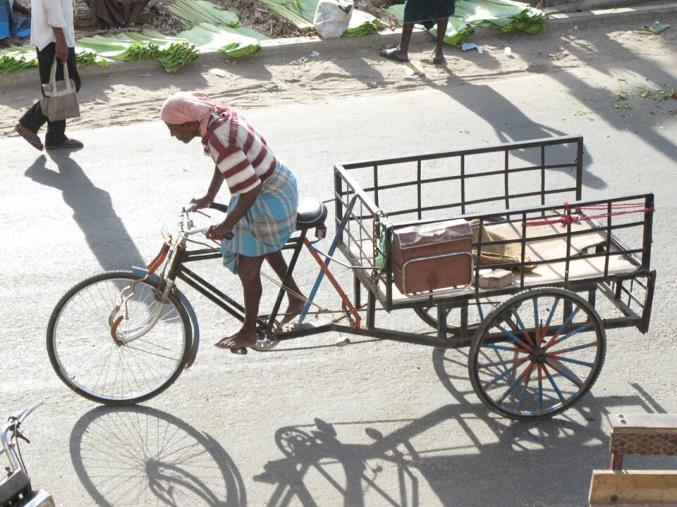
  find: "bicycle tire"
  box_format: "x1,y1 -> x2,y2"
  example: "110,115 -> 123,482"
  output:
47,270 -> 192,405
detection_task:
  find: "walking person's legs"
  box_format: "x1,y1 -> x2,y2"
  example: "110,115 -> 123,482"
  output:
16,43 -> 83,150
380,22 -> 414,62
433,17 -> 448,65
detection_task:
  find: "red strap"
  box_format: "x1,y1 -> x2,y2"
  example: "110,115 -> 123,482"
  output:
523,202 -> 653,227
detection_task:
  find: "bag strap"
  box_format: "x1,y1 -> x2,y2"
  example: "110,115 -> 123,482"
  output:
48,57 -> 73,94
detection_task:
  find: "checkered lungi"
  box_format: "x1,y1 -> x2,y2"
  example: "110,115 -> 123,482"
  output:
221,160 -> 298,273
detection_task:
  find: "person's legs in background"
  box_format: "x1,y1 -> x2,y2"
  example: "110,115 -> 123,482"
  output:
433,17 -> 448,65
16,42 -> 83,150
380,21 -> 414,62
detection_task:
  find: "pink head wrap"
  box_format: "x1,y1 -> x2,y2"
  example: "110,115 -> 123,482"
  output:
160,91 -> 217,138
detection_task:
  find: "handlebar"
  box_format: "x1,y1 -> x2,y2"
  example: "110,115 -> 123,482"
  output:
1,402 -> 42,470
181,203 -> 234,240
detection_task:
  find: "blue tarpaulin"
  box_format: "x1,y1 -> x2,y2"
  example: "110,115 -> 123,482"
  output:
0,0 -> 30,41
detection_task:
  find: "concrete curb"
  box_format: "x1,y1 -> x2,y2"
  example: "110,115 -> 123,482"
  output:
1,3 -> 674,90
545,0 -> 651,14
548,3 -> 676,25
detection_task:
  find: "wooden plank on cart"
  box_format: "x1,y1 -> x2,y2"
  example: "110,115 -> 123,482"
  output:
589,470 -> 677,505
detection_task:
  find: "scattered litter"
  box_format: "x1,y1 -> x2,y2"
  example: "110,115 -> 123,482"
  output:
262,81 -> 283,92
461,42 -> 483,54
310,50 -> 320,57
503,46 -> 512,56
644,21 -> 671,34
208,68 -> 227,77
335,337 -> 351,346
367,81 -> 378,88
403,61 -> 424,77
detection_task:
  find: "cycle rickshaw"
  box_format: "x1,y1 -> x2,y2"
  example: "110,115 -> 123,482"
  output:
47,136 -> 656,421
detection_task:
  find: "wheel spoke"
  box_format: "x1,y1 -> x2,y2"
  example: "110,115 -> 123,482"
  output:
470,288 -> 605,420
544,358 -> 583,387
49,273 -> 188,403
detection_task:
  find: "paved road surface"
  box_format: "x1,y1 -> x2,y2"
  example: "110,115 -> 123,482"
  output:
1,58 -> 676,505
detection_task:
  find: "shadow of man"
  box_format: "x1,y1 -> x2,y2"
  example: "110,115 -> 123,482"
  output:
24,152 -> 145,270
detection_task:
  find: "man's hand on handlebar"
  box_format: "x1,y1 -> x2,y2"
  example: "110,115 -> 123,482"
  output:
189,195 -> 213,211
206,222 -> 234,240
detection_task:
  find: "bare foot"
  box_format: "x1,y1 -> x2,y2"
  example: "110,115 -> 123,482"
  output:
214,331 -> 256,354
279,295 -> 305,326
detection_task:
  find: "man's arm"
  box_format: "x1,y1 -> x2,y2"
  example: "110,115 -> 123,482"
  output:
52,27 -> 68,62
206,184 -> 262,240
43,1 -> 70,61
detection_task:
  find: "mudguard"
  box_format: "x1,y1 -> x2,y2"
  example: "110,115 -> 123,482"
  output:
131,267 -> 200,368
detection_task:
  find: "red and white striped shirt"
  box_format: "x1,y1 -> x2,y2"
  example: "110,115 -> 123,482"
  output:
202,107 -> 277,195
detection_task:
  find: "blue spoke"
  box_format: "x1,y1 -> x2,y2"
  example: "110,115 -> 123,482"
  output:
479,347 -> 511,377
543,364 -> 565,403
538,366 -> 544,410
546,358 -> 583,387
497,370 -> 527,404
533,297 -> 539,328
484,343 -> 521,352
544,297 -> 560,328
550,341 -> 598,355
551,356 -> 594,368
549,322 -> 592,347
548,306 -> 581,345
517,365 -> 534,411
484,363 -> 519,389
479,357 -> 525,369
512,311 -> 534,347
496,324 -> 531,351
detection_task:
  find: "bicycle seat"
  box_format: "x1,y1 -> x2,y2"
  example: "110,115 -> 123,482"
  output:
296,198 -> 327,230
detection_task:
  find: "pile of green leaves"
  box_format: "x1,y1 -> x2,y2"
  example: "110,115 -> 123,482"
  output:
344,10 -> 380,37
257,0 -> 380,37
387,0 -> 544,46
168,0 -> 240,29
180,23 -> 262,58
257,0 -> 315,31
456,0 -> 545,33
0,45 -> 107,74
388,4 -> 474,45
77,31 -> 199,72
0,45 -> 37,74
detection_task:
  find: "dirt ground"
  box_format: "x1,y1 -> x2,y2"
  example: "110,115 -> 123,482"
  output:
1,15 -> 675,139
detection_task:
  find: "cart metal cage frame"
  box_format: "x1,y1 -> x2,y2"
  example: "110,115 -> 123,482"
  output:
334,136 -> 655,341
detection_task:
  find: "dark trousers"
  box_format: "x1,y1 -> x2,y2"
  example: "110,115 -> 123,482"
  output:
19,43 -> 81,146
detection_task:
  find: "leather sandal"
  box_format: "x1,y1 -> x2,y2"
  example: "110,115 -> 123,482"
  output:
45,138 -> 84,150
15,124 -> 43,151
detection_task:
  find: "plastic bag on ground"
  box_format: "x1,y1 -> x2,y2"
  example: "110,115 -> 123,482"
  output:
313,0 -> 353,39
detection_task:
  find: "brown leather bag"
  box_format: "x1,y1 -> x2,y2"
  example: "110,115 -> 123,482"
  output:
391,219 -> 473,294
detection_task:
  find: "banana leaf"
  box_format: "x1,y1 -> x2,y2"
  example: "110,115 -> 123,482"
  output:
257,0 -> 381,37
456,0 -> 545,33
0,45 -> 36,73
387,0 -> 544,44
387,4 -> 473,45
180,23 -> 261,58
168,0 -> 240,29
78,32 -> 198,72
0,45 -> 106,74
344,10 -> 379,37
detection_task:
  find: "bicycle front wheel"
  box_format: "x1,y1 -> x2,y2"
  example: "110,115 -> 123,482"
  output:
47,271 -> 192,405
